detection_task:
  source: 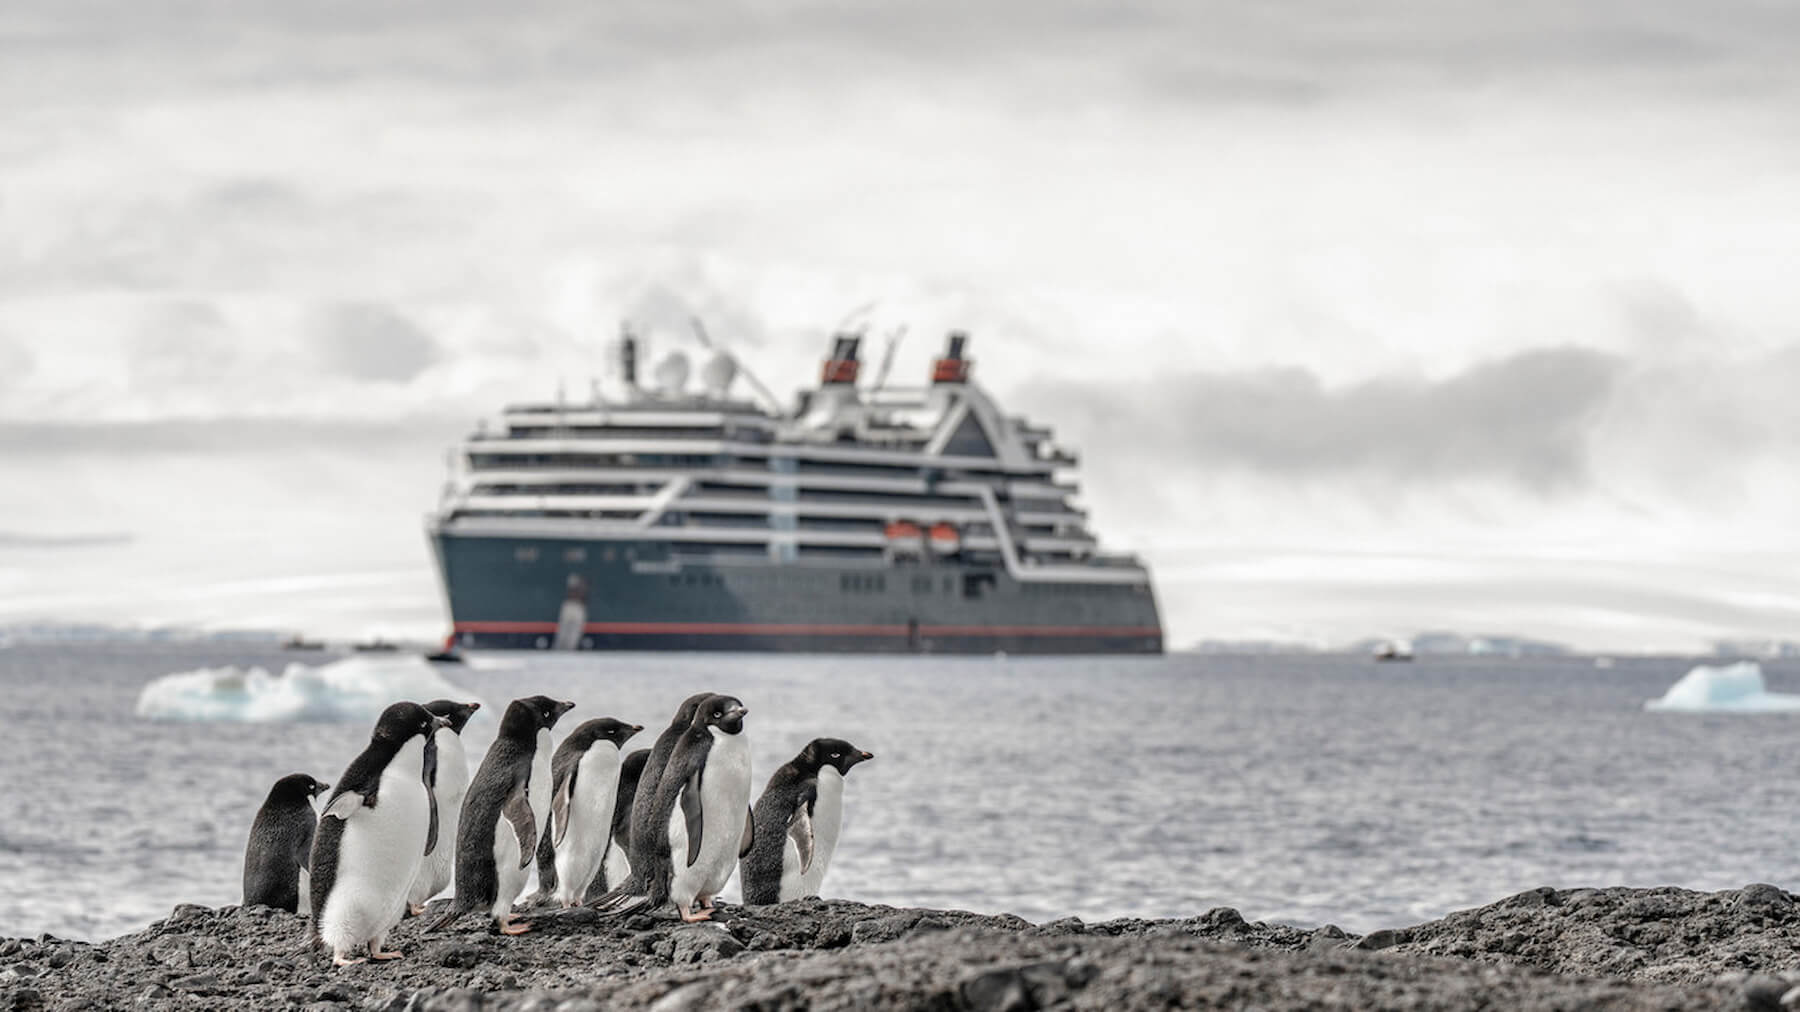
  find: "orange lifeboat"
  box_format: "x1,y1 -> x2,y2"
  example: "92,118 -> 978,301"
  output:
884,521 -> 922,540
928,522 -> 960,554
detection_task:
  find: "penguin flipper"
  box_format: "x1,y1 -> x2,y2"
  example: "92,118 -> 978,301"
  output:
739,805 -> 755,860
321,791 -> 366,821
423,790 -> 440,857
423,733 -> 441,856
551,768 -> 576,848
680,770 -> 704,868
786,804 -> 815,874
503,787 -> 537,871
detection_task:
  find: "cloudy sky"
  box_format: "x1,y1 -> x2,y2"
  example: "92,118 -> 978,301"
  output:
4,1 -> 1799,651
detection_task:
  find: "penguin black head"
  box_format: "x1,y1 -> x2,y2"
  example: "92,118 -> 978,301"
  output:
500,695 -> 577,737
371,701 -> 440,745
565,717 -> 644,751
268,772 -> 331,804
694,694 -> 748,735
671,692 -> 713,727
802,737 -> 874,776
423,698 -> 482,734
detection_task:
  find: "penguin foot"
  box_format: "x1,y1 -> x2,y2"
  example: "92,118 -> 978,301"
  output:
369,948 -> 404,961
678,907 -> 714,923
497,916 -> 533,936
408,903 -> 425,918
331,953 -> 367,967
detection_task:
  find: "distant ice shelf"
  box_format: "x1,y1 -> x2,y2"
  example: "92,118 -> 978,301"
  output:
134,654 -> 485,722
1643,661 -> 1800,713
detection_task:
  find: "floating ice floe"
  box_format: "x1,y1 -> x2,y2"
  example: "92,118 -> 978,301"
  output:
135,654 -> 485,723
1643,661 -> 1800,713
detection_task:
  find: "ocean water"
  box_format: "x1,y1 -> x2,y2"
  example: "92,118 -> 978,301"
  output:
2,643 -> 1798,942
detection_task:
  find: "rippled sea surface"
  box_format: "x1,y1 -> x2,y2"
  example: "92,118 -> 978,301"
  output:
3,643 -> 1798,941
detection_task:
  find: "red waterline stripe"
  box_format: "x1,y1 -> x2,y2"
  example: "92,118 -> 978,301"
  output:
453,620 -> 1159,638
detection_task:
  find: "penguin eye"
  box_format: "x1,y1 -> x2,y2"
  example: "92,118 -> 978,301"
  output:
831,752 -> 841,759
712,710 -> 721,718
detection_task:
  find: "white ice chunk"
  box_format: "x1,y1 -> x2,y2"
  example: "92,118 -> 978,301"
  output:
1644,661 -> 1800,713
134,655 -> 485,723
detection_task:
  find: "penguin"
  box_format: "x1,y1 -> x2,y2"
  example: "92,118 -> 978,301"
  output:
243,773 -> 329,914
406,699 -> 482,915
591,692 -> 712,913
530,717 -> 642,907
655,694 -> 753,922
595,747 -> 651,900
439,695 -> 575,934
741,738 -> 873,904
309,702 -> 447,966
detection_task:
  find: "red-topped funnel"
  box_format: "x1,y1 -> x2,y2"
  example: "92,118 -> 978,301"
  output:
931,331 -> 971,383
821,334 -> 861,385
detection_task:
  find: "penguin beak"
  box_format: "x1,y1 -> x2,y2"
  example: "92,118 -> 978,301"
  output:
467,702 -> 481,712
860,751 -> 874,762
558,700 -> 576,715
728,704 -> 748,718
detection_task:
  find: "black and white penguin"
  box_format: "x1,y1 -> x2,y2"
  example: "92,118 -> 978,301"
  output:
440,695 -> 574,934
740,738 -> 873,904
407,699 -> 482,915
592,692 -> 712,913
309,702 -> 447,966
654,694 -> 753,922
530,717 -> 642,907
595,747 -> 651,899
243,773 -> 329,914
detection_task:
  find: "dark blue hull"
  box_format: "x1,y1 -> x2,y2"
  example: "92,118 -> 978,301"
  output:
431,533 -> 1163,654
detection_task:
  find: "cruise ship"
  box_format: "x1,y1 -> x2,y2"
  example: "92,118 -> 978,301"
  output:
427,330 -> 1163,653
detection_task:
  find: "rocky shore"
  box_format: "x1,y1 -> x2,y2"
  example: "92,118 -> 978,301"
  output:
8,885 -> 1800,1010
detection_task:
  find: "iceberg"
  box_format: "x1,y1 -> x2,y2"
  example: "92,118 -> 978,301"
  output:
1643,661 -> 1800,713
135,654 -> 486,723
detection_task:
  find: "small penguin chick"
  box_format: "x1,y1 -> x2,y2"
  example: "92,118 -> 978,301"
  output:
243,773 -> 330,914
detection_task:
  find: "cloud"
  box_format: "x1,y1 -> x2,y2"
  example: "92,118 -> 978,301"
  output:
0,416 -> 467,457
1024,346 -> 1622,494
0,531 -> 133,549
306,302 -> 441,382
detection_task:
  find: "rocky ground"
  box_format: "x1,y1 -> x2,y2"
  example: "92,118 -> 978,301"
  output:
8,886 -> 1800,1010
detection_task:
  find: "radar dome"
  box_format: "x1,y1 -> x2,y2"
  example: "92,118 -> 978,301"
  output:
700,352 -> 738,398
653,351 -> 690,396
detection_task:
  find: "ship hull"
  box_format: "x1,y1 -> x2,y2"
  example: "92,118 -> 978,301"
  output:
431,533 -> 1162,655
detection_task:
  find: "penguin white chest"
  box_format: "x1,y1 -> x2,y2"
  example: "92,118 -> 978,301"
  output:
318,737 -> 430,952
552,744 -> 621,905
667,728 -> 751,910
801,767 -> 844,896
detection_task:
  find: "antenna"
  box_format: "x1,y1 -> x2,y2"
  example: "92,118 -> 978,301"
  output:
690,316 -> 784,416
834,302 -> 877,337
870,325 -> 907,392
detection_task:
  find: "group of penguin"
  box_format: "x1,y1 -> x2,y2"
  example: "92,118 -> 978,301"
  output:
240,692 -> 873,967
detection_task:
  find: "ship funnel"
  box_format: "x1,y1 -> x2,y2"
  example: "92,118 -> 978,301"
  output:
821,333 -> 862,386
931,331 -> 971,384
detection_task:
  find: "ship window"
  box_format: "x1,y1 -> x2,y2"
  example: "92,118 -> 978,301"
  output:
940,412 -> 997,458
962,572 -> 996,599
563,547 -> 586,563
514,546 -> 539,563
